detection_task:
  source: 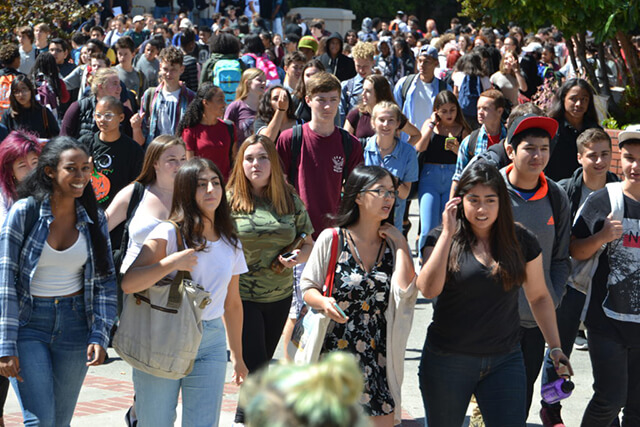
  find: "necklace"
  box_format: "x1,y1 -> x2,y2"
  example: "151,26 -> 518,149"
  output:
345,230 -> 385,273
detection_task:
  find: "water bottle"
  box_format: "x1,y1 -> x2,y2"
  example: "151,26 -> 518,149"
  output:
541,378 -> 575,404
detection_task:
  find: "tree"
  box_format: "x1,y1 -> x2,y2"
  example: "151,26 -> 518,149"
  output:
0,0 -> 97,43
460,0 -> 640,125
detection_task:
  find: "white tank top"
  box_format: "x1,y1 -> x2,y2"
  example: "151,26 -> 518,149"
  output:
31,233 -> 87,297
120,188 -> 163,273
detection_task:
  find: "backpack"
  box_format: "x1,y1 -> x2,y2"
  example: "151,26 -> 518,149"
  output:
213,59 -> 242,104
246,53 -> 281,87
34,74 -> 59,118
288,124 -> 352,187
458,74 -> 482,117
0,73 -> 17,116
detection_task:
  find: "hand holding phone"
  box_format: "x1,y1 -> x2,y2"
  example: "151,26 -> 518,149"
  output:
333,302 -> 347,319
281,251 -> 298,262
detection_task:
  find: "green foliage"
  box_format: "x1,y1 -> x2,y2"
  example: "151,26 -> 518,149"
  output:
0,0 -> 97,43
613,84 -> 640,127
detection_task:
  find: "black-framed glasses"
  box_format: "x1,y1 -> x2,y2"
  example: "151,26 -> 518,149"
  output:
361,189 -> 398,199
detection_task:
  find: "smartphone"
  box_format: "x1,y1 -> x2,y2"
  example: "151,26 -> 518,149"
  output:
444,137 -> 457,150
333,302 -> 347,319
281,251 -> 297,261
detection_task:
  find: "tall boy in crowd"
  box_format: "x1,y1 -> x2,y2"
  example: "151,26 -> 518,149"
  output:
571,125 -> 640,426
134,37 -> 163,87
501,115 -> 571,417
139,46 -> 195,146
539,128 -> 620,426
115,36 -> 147,107
282,50 -> 305,93
16,26 -> 36,75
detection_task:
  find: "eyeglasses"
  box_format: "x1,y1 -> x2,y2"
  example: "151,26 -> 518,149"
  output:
94,112 -> 116,121
361,189 -> 398,199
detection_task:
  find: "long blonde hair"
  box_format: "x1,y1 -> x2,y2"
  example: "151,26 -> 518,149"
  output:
236,68 -> 266,101
227,134 -> 295,216
135,135 -> 186,186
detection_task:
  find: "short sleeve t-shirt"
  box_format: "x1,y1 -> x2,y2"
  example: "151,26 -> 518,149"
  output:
346,109 -> 408,140
572,188 -> 640,346
182,120 -> 235,179
232,194 -> 314,303
146,221 -> 248,320
425,224 -> 542,355
82,132 -> 144,207
156,88 -> 181,136
276,124 -> 364,238
411,78 -> 432,129
224,100 -> 257,145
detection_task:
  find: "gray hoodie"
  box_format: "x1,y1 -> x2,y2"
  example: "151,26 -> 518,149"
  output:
501,166 -> 572,328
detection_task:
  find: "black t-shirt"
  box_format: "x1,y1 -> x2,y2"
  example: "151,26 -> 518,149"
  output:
80,132 -> 144,208
545,118 -> 601,182
572,187 -> 640,346
1,106 -> 59,139
425,224 -> 541,355
423,131 -> 461,165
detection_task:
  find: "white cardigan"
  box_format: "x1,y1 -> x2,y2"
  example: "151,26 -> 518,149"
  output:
300,227 -> 418,426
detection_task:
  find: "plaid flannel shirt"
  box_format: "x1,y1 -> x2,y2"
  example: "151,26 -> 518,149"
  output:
0,196 -> 117,358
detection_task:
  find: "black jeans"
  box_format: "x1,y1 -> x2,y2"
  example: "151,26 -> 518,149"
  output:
520,325 -> 546,417
581,331 -> 640,427
235,295 -> 292,423
541,286 -> 586,409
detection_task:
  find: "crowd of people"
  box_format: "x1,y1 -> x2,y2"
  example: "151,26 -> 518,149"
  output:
0,4 -> 639,427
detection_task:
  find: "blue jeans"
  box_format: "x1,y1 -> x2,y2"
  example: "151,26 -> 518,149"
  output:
10,295 -> 90,427
541,286 -> 586,408
153,6 -> 172,20
419,341 -> 527,427
581,331 -> 640,426
132,318 -> 228,427
418,163 -> 455,251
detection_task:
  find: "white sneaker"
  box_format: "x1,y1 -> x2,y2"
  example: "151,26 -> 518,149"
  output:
574,335 -> 588,351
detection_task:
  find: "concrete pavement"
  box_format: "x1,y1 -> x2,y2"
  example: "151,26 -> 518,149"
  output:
3,205 -> 598,426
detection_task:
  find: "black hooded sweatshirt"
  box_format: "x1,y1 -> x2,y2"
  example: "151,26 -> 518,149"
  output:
318,33 -> 356,82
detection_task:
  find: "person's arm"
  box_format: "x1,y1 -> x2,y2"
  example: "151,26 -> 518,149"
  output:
379,223 -> 414,289
570,213 -> 622,260
415,111 -> 438,152
450,134 -> 471,199
130,112 -> 145,146
222,274 -> 248,385
259,91 -> 289,141
515,69 -> 528,93
60,101 -> 80,137
105,183 -> 135,231
397,181 -> 411,200
549,187 -> 572,299
59,79 -> 70,104
343,119 -> 355,135
120,237 -> 198,294
416,198 -> 460,298
400,120 -> 421,146
522,254 -> 573,374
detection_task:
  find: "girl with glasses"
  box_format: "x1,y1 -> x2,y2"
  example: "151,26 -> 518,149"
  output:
1,75 -> 59,139
301,165 -> 417,427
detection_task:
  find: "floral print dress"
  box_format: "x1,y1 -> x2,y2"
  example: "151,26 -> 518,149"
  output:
321,232 -> 395,416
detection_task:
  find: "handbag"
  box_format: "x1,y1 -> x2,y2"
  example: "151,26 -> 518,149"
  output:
113,221 -> 212,379
287,228 -> 340,364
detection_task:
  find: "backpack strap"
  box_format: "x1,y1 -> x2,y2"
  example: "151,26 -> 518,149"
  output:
41,106 -> 49,138
606,182 -> 624,221
438,77 -> 447,93
114,181 -> 146,276
339,128 -> 353,183
22,196 -> 40,241
400,73 -> 418,105
289,124 -> 303,187
223,119 -> 235,167
467,128 -> 481,158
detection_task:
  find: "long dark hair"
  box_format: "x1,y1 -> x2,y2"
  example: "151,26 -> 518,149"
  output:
449,161 -> 525,291
243,34 -> 265,55
169,158 -> 238,251
257,85 -> 296,123
294,59 -> 325,100
358,74 -> 394,113
17,136 -> 111,276
176,83 -> 223,136
30,52 -> 62,96
333,165 -> 396,228
433,90 -> 472,134
9,75 -> 40,116
548,78 -> 598,125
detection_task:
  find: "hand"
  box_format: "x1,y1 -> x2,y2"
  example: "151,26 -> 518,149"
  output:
86,344 -> 107,366
378,222 -> 405,246
169,248 -> 198,272
130,112 -> 144,129
230,358 -> 248,386
445,138 -> 460,154
0,356 -> 23,382
278,249 -> 300,269
599,213 -> 623,244
442,197 -> 461,237
276,89 -> 289,111
321,296 -> 348,324
550,348 -> 574,377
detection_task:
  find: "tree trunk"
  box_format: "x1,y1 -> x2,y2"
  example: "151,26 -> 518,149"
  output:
575,33 -> 600,90
609,38 -> 628,87
617,31 -> 640,88
566,36 -> 580,76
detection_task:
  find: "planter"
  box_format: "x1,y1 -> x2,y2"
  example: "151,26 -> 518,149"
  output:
605,128 -> 623,178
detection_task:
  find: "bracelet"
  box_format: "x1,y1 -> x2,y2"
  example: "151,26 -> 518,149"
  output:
549,347 -> 563,356
277,108 -> 286,111
428,121 -> 435,129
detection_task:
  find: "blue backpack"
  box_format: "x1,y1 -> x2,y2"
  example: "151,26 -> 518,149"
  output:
213,59 -> 242,104
458,75 -> 483,117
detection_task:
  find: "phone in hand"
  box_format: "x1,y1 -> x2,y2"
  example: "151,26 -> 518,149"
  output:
444,137 -> 457,151
333,302 -> 347,319
281,251 -> 297,262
